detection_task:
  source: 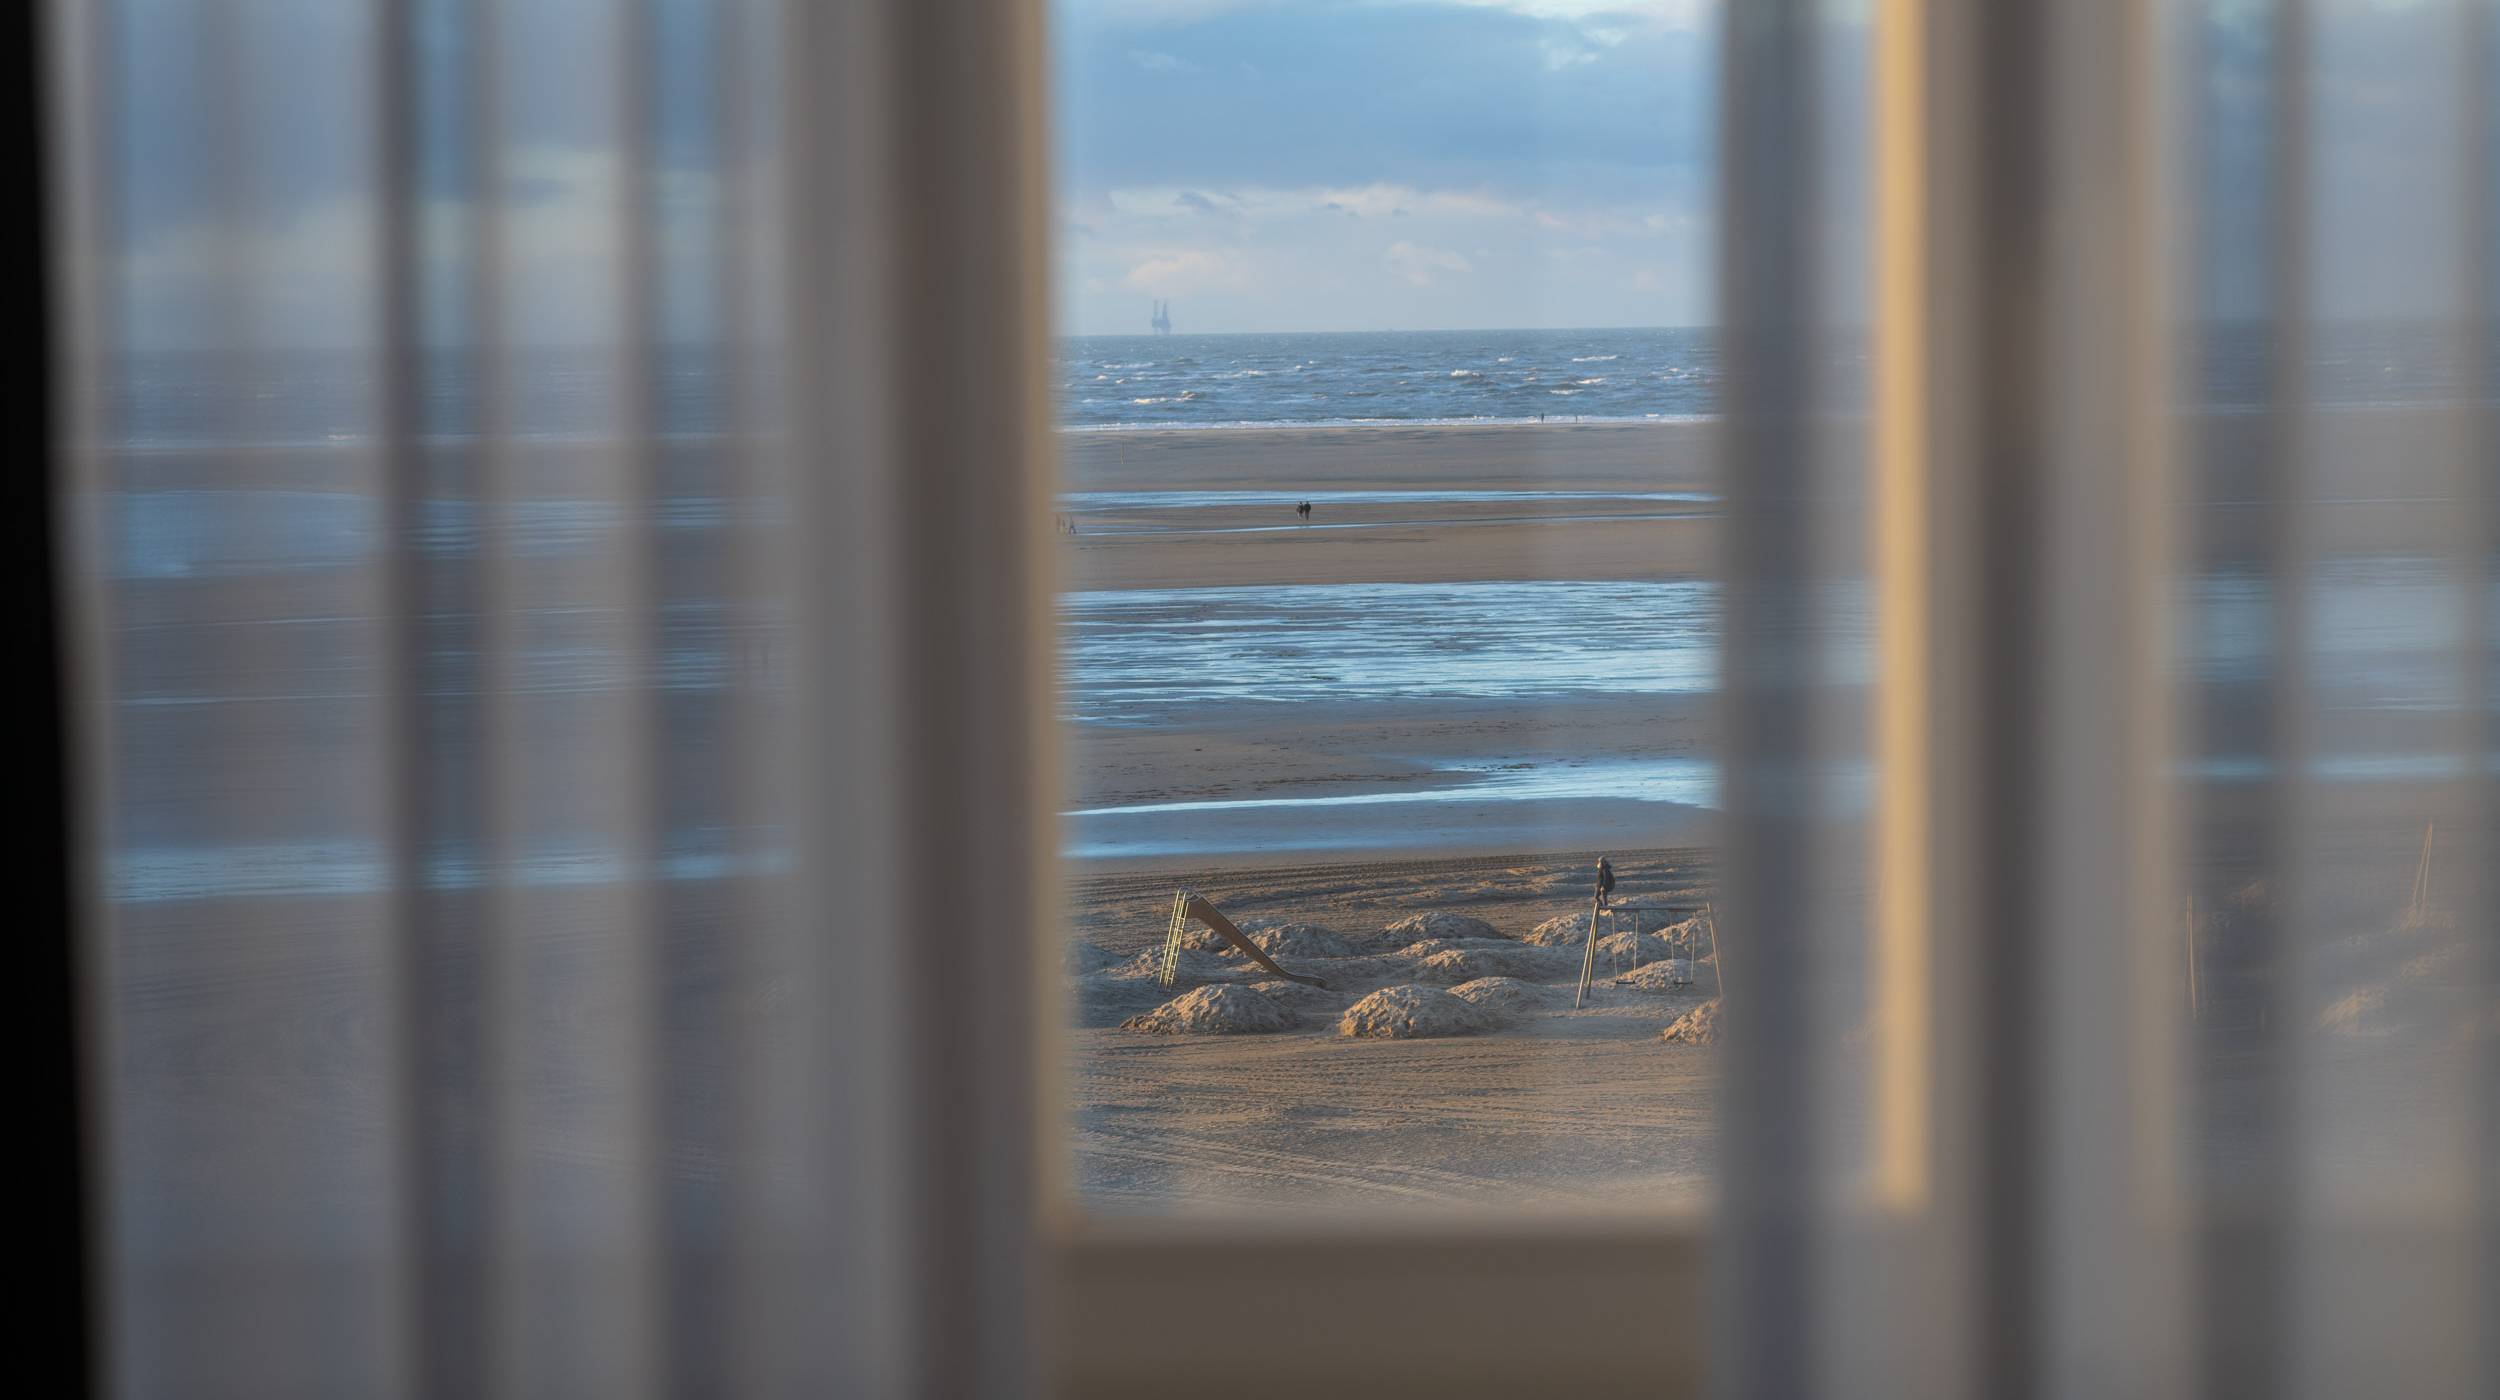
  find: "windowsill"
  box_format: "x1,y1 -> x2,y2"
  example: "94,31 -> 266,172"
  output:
1051,1212 -> 1709,1398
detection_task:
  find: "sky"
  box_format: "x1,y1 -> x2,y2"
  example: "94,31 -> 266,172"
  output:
1052,0 -> 1732,334
1053,0 -> 2489,336
87,0 -> 2496,348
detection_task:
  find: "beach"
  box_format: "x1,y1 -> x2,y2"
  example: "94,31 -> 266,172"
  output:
86,404 -> 2490,1219
1053,412 -> 2484,868
1060,420 -> 1741,869
1056,413 -> 2493,1212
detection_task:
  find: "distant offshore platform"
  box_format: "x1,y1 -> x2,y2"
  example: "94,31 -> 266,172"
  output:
1149,298 -> 1172,335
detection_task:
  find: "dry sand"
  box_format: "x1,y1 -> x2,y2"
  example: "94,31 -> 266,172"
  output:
1054,410 -> 2478,591
1062,845 -> 2492,1213
1065,851 -> 1725,1211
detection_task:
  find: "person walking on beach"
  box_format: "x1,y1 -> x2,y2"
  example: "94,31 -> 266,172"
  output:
1297,499 -> 1312,524
1595,855 -> 1616,909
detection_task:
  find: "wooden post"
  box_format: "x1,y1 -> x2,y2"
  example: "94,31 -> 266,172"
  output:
1704,901 -> 1725,1000
2184,893 -> 2199,1023
2408,819 -> 2435,924
1575,892 -> 1603,1009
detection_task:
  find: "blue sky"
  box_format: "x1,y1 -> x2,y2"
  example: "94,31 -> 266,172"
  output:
92,0 -> 2492,348
1053,0 -> 2490,336
1052,0 -> 1733,334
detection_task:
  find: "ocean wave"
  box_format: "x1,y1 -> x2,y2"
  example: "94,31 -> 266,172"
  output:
1448,369 -> 1482,378
1570,354 -> 1619,362
1054,412 -> 1719,433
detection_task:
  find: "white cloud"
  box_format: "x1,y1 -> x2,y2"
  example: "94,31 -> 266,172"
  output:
1540,37 -> 1602,70
1127,49 -> 1202,73
122,195 -> 378,350
1383,241 -> 1472,286
1075,0 -> 1710,21
1107,182 -> 1522,223
117,143 -> 749,350
1122,248 -> 1250,293
1312,183 -> 1520,220
1443,0 -> 1708,30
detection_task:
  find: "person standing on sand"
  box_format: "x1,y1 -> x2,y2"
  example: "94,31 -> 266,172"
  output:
1297,500 -> 1311,523
1595,855 -> 1616,909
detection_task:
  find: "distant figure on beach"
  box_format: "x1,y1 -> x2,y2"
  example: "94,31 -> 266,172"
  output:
1297,500 -> 1312,523
1595,856 -> 1616,908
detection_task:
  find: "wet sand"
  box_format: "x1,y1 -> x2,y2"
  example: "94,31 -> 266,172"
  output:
1057,422 -> 1735,865
1056,421 -> 1730,590
1053,409 -> 2480,589
1052,412 -> 2484,869
1054,413 -> 2492,1212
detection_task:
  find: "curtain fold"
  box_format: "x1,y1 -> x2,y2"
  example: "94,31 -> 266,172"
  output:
50,1 -> 1046,1393
1720,1 -> 2497,1396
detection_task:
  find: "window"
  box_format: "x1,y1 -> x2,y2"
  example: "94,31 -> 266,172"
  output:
43,0 -> 2494,1395
1049,0 -> 1797,1221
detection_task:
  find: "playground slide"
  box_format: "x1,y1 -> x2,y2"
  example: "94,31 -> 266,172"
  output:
1162,892 -> 1331,990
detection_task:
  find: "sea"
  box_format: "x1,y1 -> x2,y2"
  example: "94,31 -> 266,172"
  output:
80,325 -> 2499,892
98,322 -> 2488,446
1054,322 -> 2490,430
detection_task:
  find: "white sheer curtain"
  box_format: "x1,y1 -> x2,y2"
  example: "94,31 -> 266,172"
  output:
46,0 -> 2496,1395
49,1 -> 1046,1393
1719,1 -> 2495,1397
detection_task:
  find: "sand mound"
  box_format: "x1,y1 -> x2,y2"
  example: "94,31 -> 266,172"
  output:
1447,976 -> 1560,1023
1525,909 -> 1695,947
2316,985 -> 2397,1037
1661,999 -> 1723,1045
1411,940 -> 1580,984
1381,911 -> 1503,946
1103,947 -> 1246,988
1595,929 -> 1688,965
2308,924 -> 2481,1038
1173,925 -> 1234,953
1235,922 -> 1359,960
1249,978 -> 1358,1019
1063,940 -> 1123,976
1610,959 -> 1697,993
1123,983 -> 1295,1035
2398,942 -> 2468,982
1073,974 -> 1186,1029
1287,955 -> 1411,995
1337,984 -> 1492,1039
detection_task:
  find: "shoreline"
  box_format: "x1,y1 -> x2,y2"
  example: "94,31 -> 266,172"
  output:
1055,413 -> 1719,435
